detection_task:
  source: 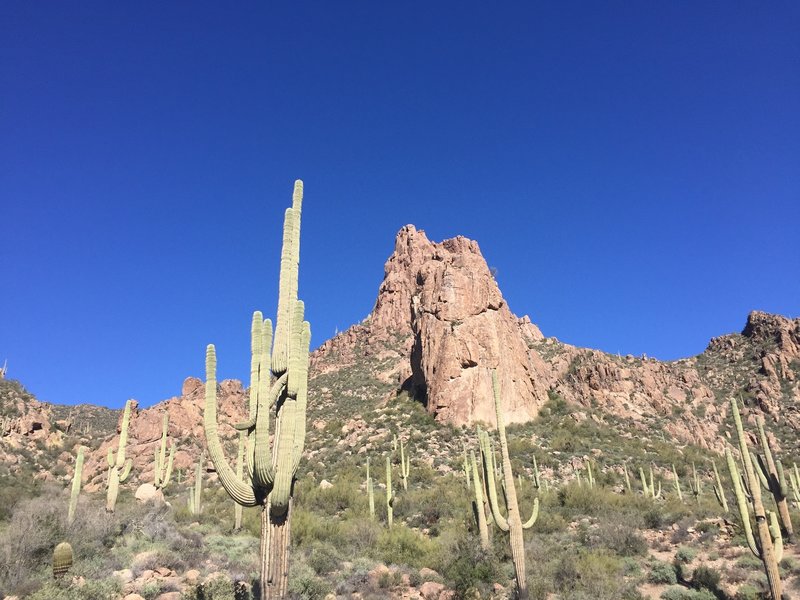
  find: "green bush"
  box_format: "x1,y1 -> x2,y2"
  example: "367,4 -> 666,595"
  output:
375,525 -> 436,569
27,578 -> 122,600
691,565 -> 721,592
649,560 -> 678,584
674,546 -> 697,564
287,561 -> 331,600
439,533 -> 502,598
660,586 -> 716,600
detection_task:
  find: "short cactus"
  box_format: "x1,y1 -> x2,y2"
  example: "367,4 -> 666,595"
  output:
67,446 -> 84,526
154,411 -> 174,491
106,399 -> 133,512
53,542 -> 73,578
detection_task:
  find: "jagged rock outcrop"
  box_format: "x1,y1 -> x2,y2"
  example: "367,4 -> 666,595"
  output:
312,225 -> 800,448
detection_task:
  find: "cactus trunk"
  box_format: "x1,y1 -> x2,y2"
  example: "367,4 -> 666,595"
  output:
106,399 -> 133,512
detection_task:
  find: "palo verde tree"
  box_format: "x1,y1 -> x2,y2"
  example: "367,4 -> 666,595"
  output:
203,180 -> 311,599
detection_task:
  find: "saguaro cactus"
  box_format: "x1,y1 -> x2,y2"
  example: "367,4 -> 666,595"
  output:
752,415 -> 794,543
688,462 -> 702,505
712,460 -> 729,513
479,370 -> 539,600
106,399 -> 133,512
203,180 -> 311,600
672,464 -> 683,502
366,457 -> 375,520
789,463 -> 800,510
154,411 -> 174,491
726,397 -> 783,600
234,432 -> 245,530
640,466 -> 661,499
622,463 -> 632,493
67,446 -> 84,525
385,455 -> 394,529
399,438 -> 410,491
53,542 -> 73,578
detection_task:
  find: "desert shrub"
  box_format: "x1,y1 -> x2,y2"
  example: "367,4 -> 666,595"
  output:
733,583 -> 760,600
552,549 -> 643,600
589,520 -> 648,557
691,565 -> 721,592
26,577 -> 122,600
649,560 -> 678,584
307,542 -> 340,575
287,561 -> 331,600
439,533 -> 502,598
675,546 -> 697,564
374,525 -> 437,569
660,586 -> 716,600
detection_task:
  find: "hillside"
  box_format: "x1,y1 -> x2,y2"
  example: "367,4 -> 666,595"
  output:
1,226 -> 798,599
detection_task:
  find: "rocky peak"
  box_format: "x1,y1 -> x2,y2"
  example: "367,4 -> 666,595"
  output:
742,311 -> 800,357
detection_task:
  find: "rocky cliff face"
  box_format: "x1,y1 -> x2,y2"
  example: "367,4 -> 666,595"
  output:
312,225 -> 800,450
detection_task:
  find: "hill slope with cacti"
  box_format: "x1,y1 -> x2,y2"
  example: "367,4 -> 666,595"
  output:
0,225 -> 799,599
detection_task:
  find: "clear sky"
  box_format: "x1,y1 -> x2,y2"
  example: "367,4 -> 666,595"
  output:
2,2 -> 798,409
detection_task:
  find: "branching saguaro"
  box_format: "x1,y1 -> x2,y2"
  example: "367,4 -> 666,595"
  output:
726,397 -> 783,600
203,180 -> 311,600
752,415 -> 794,543
479,370 -> 539,600
106,399 -> 133,512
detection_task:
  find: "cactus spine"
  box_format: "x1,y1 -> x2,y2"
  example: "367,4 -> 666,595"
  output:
203,180 -> 311,600
67,446 -> 84,526
386,455 -> 394,529
479,370 -> 539,600
753,415 -> 794,542
470,449 -> 490,550
399,438 -> 410,491
106,399 -> 133,512
726,397 -> 783,600
154,411 -> 174,491
53,542 -> 73,578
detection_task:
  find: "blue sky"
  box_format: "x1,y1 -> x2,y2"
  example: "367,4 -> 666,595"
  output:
2,2 -> 798,408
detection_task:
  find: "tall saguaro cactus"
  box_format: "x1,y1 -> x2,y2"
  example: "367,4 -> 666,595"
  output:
154,412 -> 174,491
106,399 -> 133,512
726,397 -> 783,600
479,370 -> 539,600
67,446 -> 84,525
203,180 -> 311,600
469,449 -> 490,550
188,450 -> 204,516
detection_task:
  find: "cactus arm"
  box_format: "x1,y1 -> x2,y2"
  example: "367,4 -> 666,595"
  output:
480,430 -> 510,532
115,400 -> 132,468
521,497 -> 539,529
672,464 -> 683,501
271,207 -> 296,376
712,460 -> 729,513
203,344 -> 258,506
753,452 -> 771,490
291,320 -> 311,473
768,511 -> 783,563
623,463 -> 631,492
727,447 -> 760,557
470,450 -> 490,548
119,458 -> 132,482
254,325 -> 282,489
107,447 -> 114,468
